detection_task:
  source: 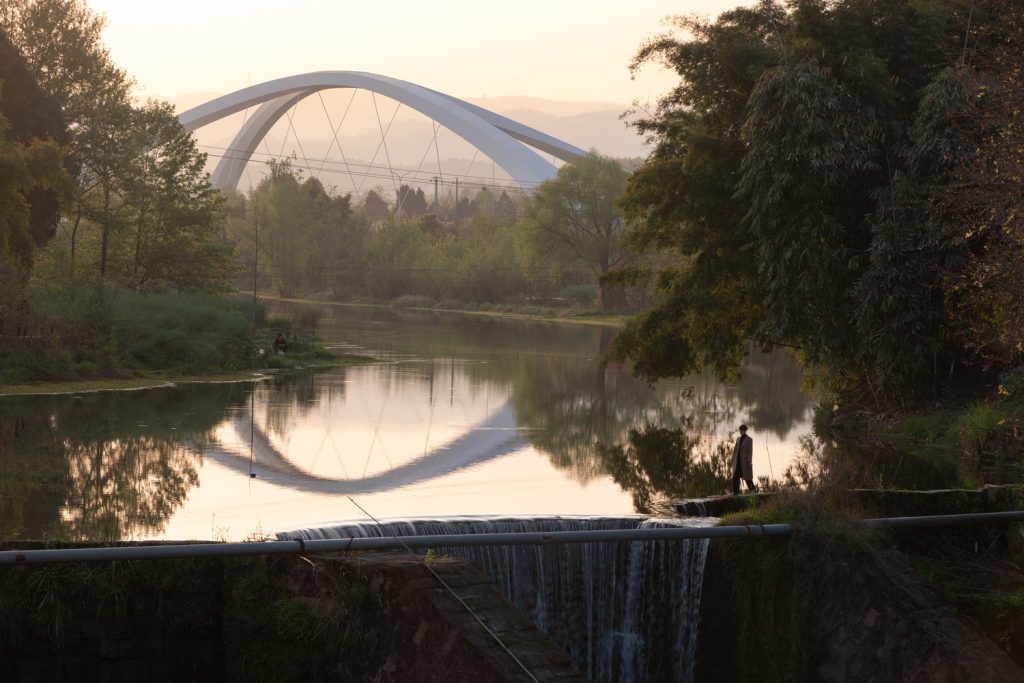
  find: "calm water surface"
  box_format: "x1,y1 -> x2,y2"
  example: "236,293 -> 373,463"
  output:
0,304 -> 814,541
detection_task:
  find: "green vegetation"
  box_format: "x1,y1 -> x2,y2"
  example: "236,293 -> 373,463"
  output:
0,0 -> 253,386
221,153 -> 638,314
0,288 -> 260,383
0,554 -> 382,682
609,0 -> 1024,409
223,558 -> 379,682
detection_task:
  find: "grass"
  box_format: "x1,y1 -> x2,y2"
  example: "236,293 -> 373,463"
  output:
881,398 -> 1023,486
0,378 -> 176,396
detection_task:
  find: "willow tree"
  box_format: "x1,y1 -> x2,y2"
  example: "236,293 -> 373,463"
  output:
610,0 -> 984,401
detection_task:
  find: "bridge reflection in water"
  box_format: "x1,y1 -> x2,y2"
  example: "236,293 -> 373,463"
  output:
203,402 -> 523,495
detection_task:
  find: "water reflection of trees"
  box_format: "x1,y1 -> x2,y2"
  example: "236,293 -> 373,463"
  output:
504,348 -> 812,485
597,424 -> 734,512
263,306 -> 814,496
0,383 -> 249,541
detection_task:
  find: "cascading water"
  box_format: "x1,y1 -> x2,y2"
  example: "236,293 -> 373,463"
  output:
279,516 -> 710,683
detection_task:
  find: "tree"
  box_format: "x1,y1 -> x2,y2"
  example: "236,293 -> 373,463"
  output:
937,0 -> 1024,367
0,113 -> 67,334
117,101 -> 234,293
245,159 -> 363,297
517,152 -> 632,310
611,0 -> 981,399
0,0 -> 130,138
395,184 -> 427,218
1,0 -> 136,277
362,189 -> 390,222
0,28 -> 69,247
0,29 -> 70,337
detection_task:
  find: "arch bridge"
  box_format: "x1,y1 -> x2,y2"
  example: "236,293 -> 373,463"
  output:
178,71 -> 586,193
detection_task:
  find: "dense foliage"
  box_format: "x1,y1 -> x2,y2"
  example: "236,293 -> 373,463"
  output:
610,0 -> 1016,403
0,0 -> 242,379
222,155 -> 628,309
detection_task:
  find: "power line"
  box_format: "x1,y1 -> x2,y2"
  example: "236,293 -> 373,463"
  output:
196,145 -> 545,191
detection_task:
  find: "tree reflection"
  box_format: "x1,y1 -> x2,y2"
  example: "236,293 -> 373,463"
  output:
0,383 -> 249,541
597,424 -> 733,512
250,306 -> 816,496
508,346 -> 812,485
0,404 -> 67,539
61,436 -> 200,540
510,357 -> 685,482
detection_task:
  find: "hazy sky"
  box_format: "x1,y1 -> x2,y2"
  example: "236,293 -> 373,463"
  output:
87,1 -> 749,105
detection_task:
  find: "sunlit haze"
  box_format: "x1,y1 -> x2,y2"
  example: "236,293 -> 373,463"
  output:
87,1 -> 749,105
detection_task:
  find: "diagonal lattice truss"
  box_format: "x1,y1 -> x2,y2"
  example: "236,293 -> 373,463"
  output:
178,71 -> 586,193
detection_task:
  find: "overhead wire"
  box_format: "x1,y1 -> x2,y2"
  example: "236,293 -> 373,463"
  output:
396,120 -> 447,217
196,145 -> 541,192
346,496 -> 542,683
352,100 -> 401,197
370,92 -> 401,198
316,89 -> 360,194
284,107 -> 319,181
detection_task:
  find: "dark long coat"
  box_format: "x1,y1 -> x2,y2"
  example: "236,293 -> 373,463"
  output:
732,433 -> 753,481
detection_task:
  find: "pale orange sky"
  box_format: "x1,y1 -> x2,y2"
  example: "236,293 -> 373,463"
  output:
86,1 -> 751,105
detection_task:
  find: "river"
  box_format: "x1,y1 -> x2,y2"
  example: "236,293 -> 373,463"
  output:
0,302 -> 814,541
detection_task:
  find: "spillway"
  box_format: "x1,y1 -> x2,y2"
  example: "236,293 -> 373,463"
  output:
280,516 -> 710,683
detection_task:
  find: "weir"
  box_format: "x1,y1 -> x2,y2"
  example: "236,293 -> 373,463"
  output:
279,516 -> 711,683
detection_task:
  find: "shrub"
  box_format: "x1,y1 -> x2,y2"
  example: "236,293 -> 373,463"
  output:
557,284 -> 598,306
113,292 -> 253,373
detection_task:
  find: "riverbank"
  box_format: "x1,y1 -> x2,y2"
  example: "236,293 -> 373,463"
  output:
262,294 -> 631,328
0,351 -> 375,397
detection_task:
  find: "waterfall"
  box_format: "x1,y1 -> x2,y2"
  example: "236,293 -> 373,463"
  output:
280,516 -> 710,683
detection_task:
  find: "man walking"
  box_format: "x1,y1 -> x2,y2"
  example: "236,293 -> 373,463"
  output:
731,424 -> 757,495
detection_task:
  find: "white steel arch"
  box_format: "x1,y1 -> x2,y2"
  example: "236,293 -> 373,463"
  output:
177,71 -> 587,192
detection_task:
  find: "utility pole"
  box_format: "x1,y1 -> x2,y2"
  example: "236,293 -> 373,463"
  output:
454,177 -> 459,223
433,176 -> 439,211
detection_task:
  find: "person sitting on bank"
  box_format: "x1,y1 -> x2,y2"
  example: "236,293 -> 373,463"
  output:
273,333 -> 288,355
731,424 -> 758,495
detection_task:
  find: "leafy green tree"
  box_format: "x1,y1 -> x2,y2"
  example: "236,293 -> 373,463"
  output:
364,219 -> 427,298
1,0 -> 135,275
0,28 -> 69,247
0,115 -> 67,334
0,0 -> 129,133
937,0 -> 1024,367
245,159 -> 363,297
116,101 -> 233,293
612,0 -> 981,400
517,152 -> 632,310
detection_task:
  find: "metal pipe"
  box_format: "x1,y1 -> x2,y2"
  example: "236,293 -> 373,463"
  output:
867,510 -> 1024,528
1,510 -> 1022,565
